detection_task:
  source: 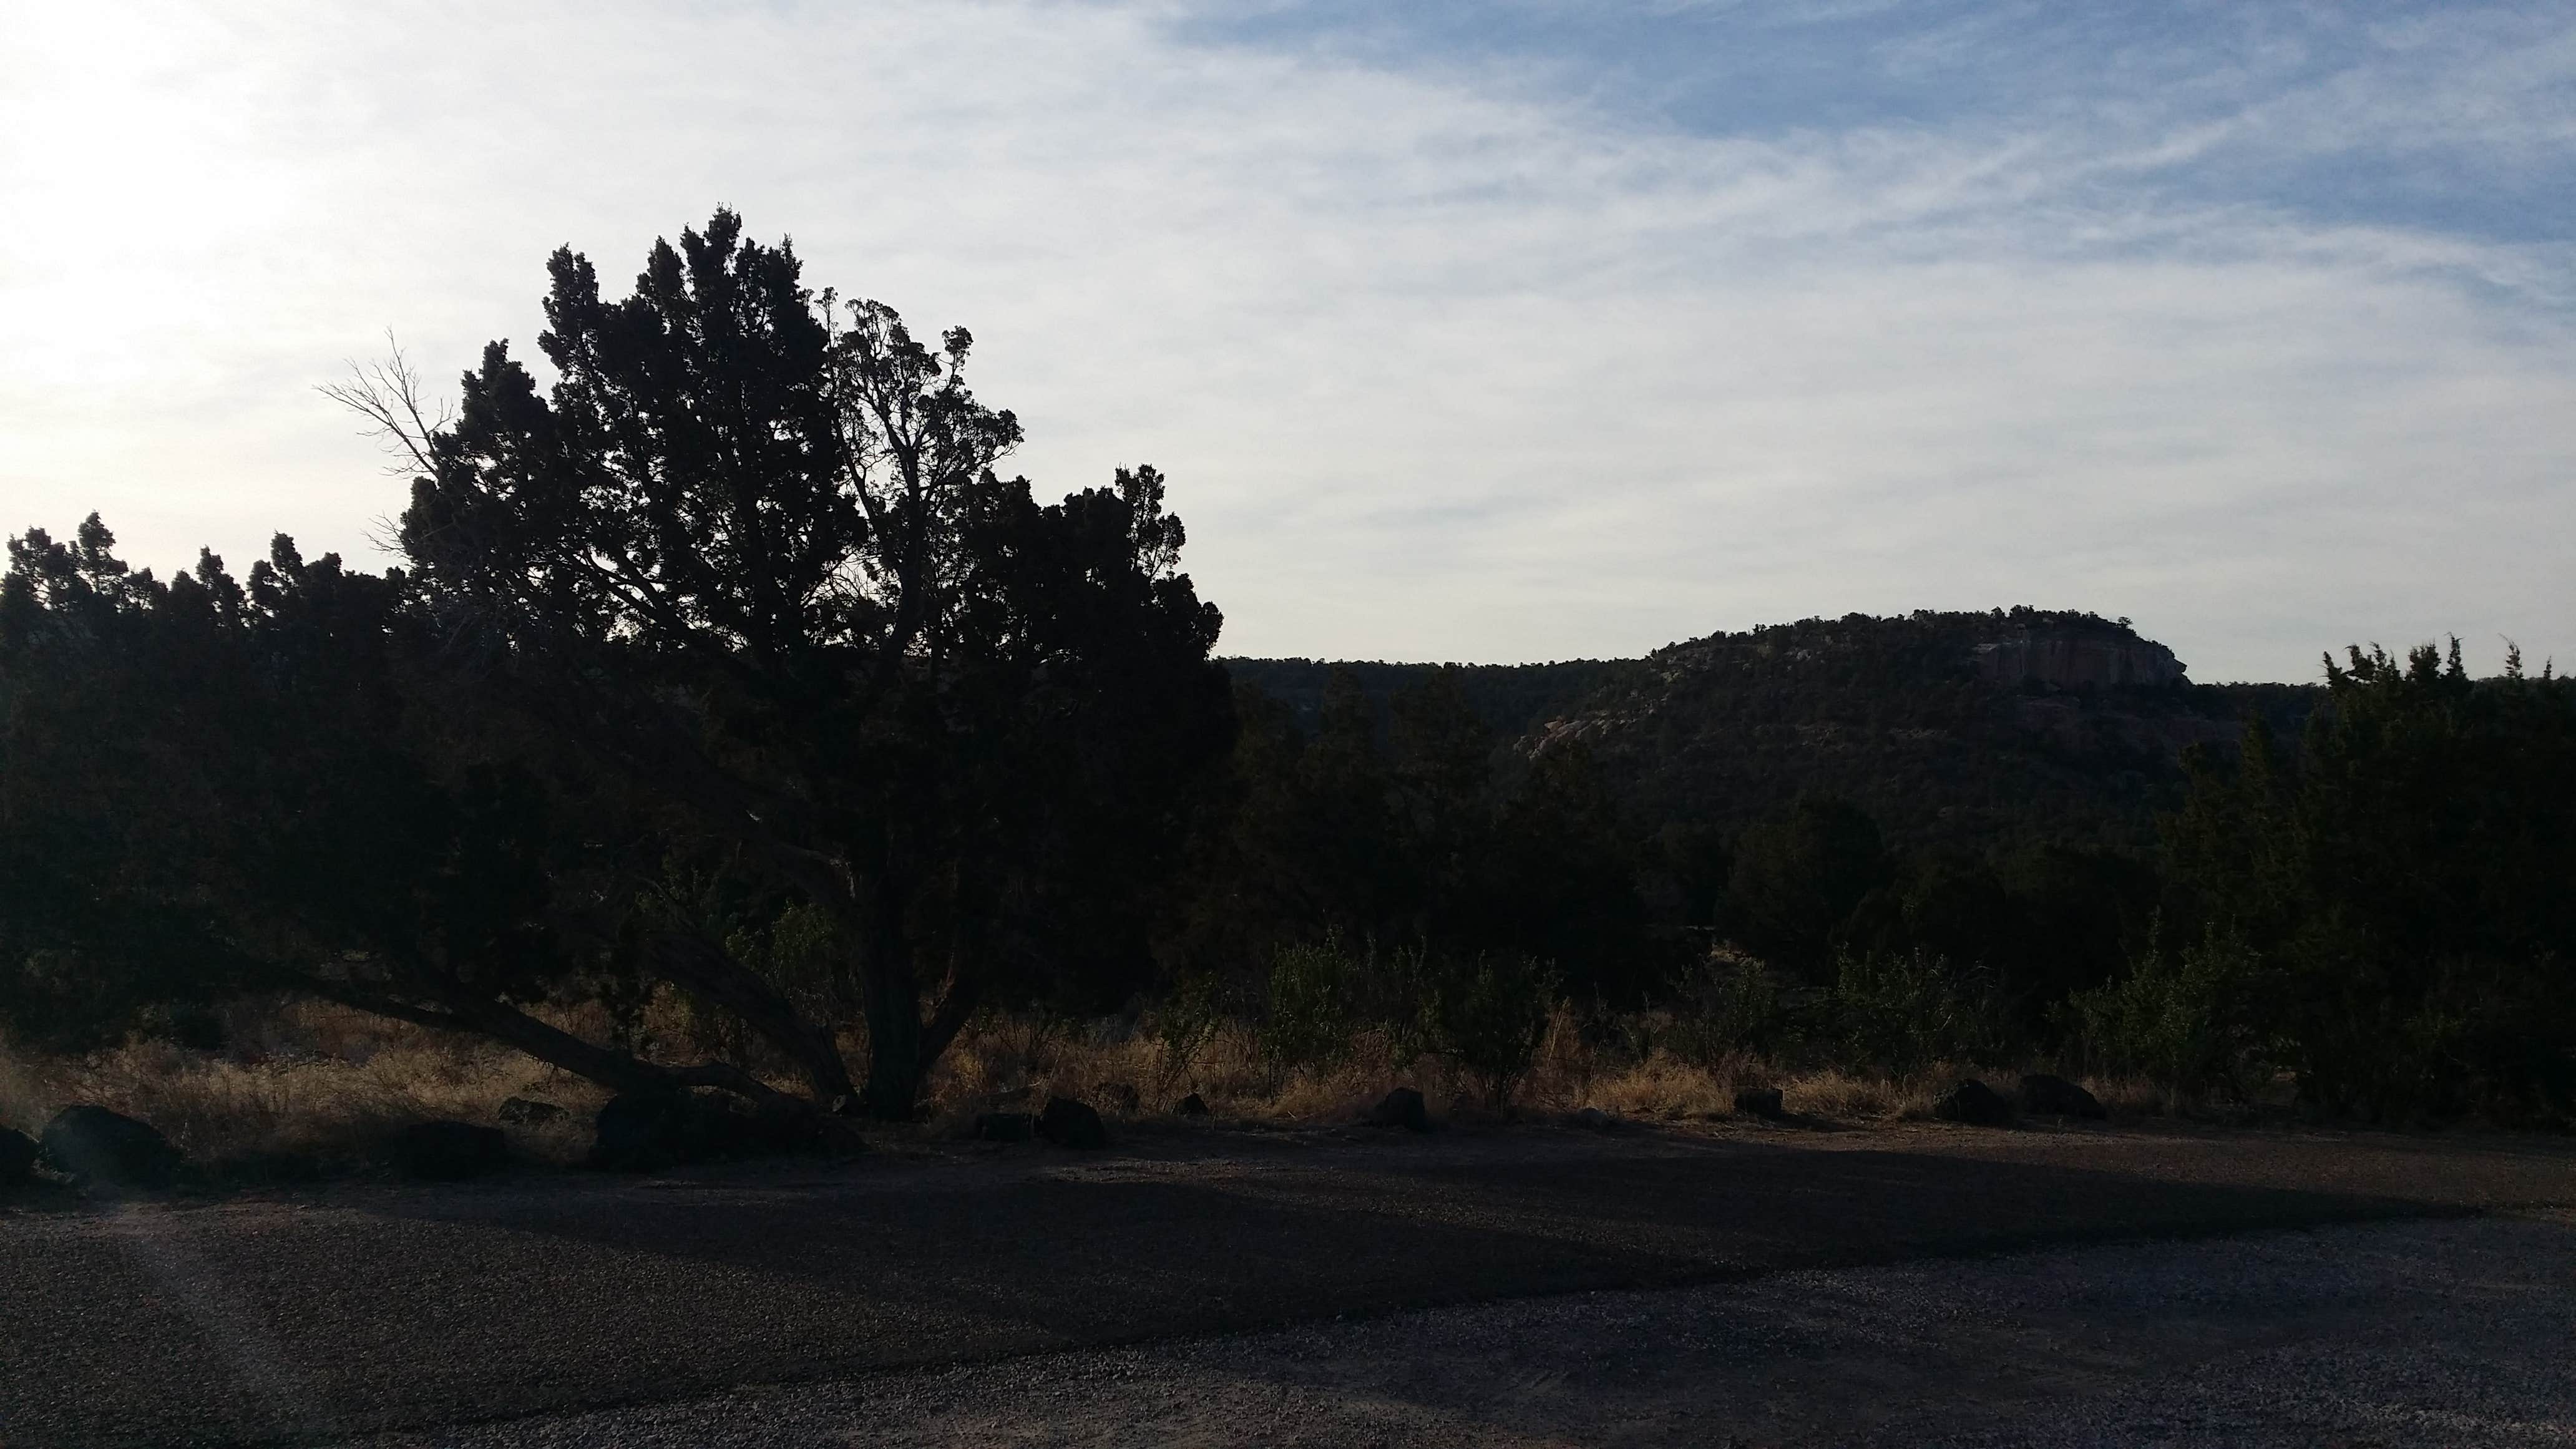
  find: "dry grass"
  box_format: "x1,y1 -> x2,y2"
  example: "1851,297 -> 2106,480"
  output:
925,1002 -> 2154,1132
0,998 -> 606,1171
0,993 -> 2171,1179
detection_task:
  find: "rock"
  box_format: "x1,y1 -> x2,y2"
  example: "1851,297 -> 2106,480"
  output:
0,1127 -> 37,1188
215,1150 -> 325,1186
39,1106 -> 183,1189
974,1111 -> 1035,1143
1098,1081 -> 1141,1115
589,1090 -> 756,1171
2019,1073 -> 2107,1120
813,1115 -> 870,1158
1173,1092 -> 1210,1117
1366,1087 -> 1432,1133
1931,1079 -> 2016,1127
497,1096 -> 567,1126
1733,1086 -> 1787,1120
739,1101 -> 822,1156
386,1120 -> 510,1181
1571,1106 -> 1617,1131
1037,1095 -> 1109,1149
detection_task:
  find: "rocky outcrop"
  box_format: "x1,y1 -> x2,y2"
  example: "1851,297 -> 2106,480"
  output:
1974,625 -> 2184,689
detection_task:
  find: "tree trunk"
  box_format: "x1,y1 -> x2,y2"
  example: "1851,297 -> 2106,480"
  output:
313,984 -> 806,1111
859,934 -> 924,1120
646,931 -> 859,1104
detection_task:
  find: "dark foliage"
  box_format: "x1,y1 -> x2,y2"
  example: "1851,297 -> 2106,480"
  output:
2155,642 -> 2576,1120
391,210 -> 1233,1115
3,212 -> 1231,1120
5,218 -> 2563,1132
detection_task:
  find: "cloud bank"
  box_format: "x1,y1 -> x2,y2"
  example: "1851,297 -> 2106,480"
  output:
2,0 -> 2569,680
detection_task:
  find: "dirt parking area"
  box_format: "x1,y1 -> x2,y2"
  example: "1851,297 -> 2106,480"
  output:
2,1118 -> 2570,1446
347,1209 -> 2576,1448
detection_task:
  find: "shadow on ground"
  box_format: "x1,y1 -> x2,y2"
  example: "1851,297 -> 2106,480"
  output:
2,1123 -> 2567,1446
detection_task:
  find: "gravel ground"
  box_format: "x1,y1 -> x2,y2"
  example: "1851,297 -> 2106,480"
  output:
348,1211 -> 2576,1449
5,1122 -> 2569,1445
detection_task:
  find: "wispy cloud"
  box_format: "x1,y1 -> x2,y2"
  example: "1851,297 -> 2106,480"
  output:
1,1 -> 2569,678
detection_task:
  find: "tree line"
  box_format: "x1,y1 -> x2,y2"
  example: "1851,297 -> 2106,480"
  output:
4,213 -> 2570,1124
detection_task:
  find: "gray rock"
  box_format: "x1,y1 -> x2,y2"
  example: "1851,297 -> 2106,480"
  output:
0,1126 -> 37,1188
40,1106 -> 183,1189
1173,1092 -> 1210,1117
813,1115 -> 871,1157
388,1120 -> 510,1181
975,1111 -> 1035,1143
1367,1087 -> 1432,1133
2019,1073 -> 2107,1119
214,1150 -> 325,1186
1931,1079 -> 2016,1127
1571,1106 -> 1617,1131
1037,1095 -> 1109,1149
589,1090 -> 761,1171
1733,1086 -> 1786,1119
497,1096 -> 568,1126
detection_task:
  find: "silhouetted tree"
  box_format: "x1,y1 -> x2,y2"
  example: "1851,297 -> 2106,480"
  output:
384,211 -> 1232,1115
2162,641 -> 2576,1118
0,522 -> 749,1093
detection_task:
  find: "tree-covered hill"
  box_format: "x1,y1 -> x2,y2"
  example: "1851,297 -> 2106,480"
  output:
1229,609 -> 2320,852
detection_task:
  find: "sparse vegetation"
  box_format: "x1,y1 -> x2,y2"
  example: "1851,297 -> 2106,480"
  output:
4,213 -> 2569,1168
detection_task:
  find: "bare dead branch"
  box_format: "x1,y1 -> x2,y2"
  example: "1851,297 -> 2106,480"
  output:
318,330 -> 451,479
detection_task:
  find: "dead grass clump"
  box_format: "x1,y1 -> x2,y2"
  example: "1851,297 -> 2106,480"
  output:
0,1000 -> 605,1170
1581,1050 -> 1750,1121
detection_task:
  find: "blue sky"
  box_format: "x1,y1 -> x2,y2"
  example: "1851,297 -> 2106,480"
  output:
2,1 -> 2569,680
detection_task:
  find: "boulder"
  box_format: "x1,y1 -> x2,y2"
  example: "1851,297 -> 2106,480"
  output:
1931,1079 -> 2016,1127
1733,1086 -> 1786,1120
974,1111 -> 1035,1143
739,1101 -> 823,1156
2019,1073 -> 2107,1120
497,1096 -> 568,1127
588,1090 -> 751,1171
1098,1081 -> 1141,1115
215,1150 -> 325,1186
386,1120 -> 510,1181
813,1115 -> 871,1158
1036,1095 -> 1109,1149
1571,1106 -> 1617,1132
40,1106 -> 183,1189
0,1127 -> 37,1188
1366,1087 -> 1432,1133
1173,1092 -> 1210,1117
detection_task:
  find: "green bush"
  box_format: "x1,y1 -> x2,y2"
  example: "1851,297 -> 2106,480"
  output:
2070,922 -> 2261,1103
1667,951 -> 1792,1065
1428,951 -> 1559,1109
1149,970 -> 1225,1095
1828,947 -> 2001,1078
1262,936 -> 1361,1073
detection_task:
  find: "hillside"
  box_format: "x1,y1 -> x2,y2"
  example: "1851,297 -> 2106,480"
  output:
1227,609 -> 2318,851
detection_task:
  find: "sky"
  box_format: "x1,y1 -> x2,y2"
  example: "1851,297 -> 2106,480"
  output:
2,1 -> 2570,682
